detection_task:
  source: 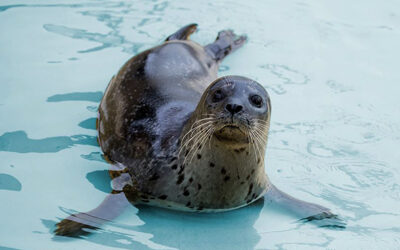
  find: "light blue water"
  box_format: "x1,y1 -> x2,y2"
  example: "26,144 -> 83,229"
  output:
1,0 -> 400,249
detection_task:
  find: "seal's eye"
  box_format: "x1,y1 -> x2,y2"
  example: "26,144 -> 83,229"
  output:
250,95 -> 263,108
212,89 -> 225,102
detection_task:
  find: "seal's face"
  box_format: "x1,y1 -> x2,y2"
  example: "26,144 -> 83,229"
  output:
203,76 -> 271,144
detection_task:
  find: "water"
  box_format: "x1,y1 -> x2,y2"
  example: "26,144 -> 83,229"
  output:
1,0 -> 400,249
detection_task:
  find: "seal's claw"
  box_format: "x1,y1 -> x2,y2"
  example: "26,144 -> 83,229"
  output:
54,214 -> 99,237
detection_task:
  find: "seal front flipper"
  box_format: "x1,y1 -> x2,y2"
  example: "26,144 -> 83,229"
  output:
165,23 -> 198,41
205,30 -> 247,61
54,191 -> 131,237
265,184 -> 346,229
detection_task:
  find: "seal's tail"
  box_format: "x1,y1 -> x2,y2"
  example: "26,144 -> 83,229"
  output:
205,30 -> 247,62
165,23 -> 198,41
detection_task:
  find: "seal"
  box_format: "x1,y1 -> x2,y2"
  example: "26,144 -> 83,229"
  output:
55,24 -> 344,236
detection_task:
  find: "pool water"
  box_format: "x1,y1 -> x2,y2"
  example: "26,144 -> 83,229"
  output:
1,0 -> 400,249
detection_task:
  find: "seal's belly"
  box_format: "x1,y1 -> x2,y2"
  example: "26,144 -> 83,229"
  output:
137,189 -> 268,213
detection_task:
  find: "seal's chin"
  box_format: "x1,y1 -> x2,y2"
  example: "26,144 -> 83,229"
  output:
214,124 -> 248,144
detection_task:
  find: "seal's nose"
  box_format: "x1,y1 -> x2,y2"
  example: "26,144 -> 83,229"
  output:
225,103 -> 243,115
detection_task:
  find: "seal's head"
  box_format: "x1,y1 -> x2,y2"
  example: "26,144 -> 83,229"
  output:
202,76 -> 270,145
180,76 -> 271,162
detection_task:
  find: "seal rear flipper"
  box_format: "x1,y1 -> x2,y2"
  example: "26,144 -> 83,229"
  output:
265,184 -> 346,229
165,23 -> 198,41
54,191 -> 132,237
205,30 -> 247,62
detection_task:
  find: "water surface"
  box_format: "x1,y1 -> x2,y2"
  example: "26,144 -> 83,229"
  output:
1,0 -> 400,249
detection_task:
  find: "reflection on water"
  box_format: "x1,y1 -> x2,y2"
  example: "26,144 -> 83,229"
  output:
0,131 -> 97,153
42,199 -> 264,250
79,118 -> 97,130
81,151 -> 105,162
132,202 -> 263,250
47,92 -> 102,103
86,170 -> 112,194
0,174 -> 22,191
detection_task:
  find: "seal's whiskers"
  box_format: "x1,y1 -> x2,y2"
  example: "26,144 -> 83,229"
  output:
179,115 -> 216,165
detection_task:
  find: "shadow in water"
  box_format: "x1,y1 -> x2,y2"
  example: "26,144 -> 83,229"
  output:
78,118 -> 97,130
0,131 -> 97,153
86,170 -> 112,194
43,199 -> 264,250
0,173 -> 22,191
47,92 -> 102,103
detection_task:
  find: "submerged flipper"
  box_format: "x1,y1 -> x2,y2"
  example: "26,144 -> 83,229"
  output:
165,23 -> 198,41
54,191 -> 131,237
265,184 -> 346,229
205,30 -> 247,62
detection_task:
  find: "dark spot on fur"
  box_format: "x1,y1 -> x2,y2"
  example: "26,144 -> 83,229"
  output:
185,150 -> 189,156
240,181 -> 245,185
140,195 -> 148,199
186,201 -> 191,207
247,193 -> 257,204
169,157 -> 177,163
156,195 -> 166,200
171,164 -> 178,170
209,162 -> 215,167
246,151 -> 249,155
234,148 -> 245,153
183,189 -> 190,196
257,158 -> 260,164
189,177 -> 193,183
247,183 -> 253,196
178,165 -> 185,175
251,169 -> 255,174
197,206 -> 204,211
221,168 -> 226,175
197,183 -> 202,190
224,176 -> 230,182
149,173 -> 159,181
177,174 -> 185,184
197,154 -> 201,159
246,175 -> 250,180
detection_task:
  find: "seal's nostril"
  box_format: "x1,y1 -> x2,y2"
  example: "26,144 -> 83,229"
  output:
235,105 -> 243,113
226,103 -> 243,115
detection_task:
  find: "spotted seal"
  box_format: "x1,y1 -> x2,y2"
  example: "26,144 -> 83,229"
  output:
55,24 -> 343,236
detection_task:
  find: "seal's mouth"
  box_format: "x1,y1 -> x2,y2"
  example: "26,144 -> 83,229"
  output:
223,124 -> 241,130
214,121 -> 248,144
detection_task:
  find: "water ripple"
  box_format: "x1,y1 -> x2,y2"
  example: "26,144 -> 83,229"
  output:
257,64 -> 309,95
